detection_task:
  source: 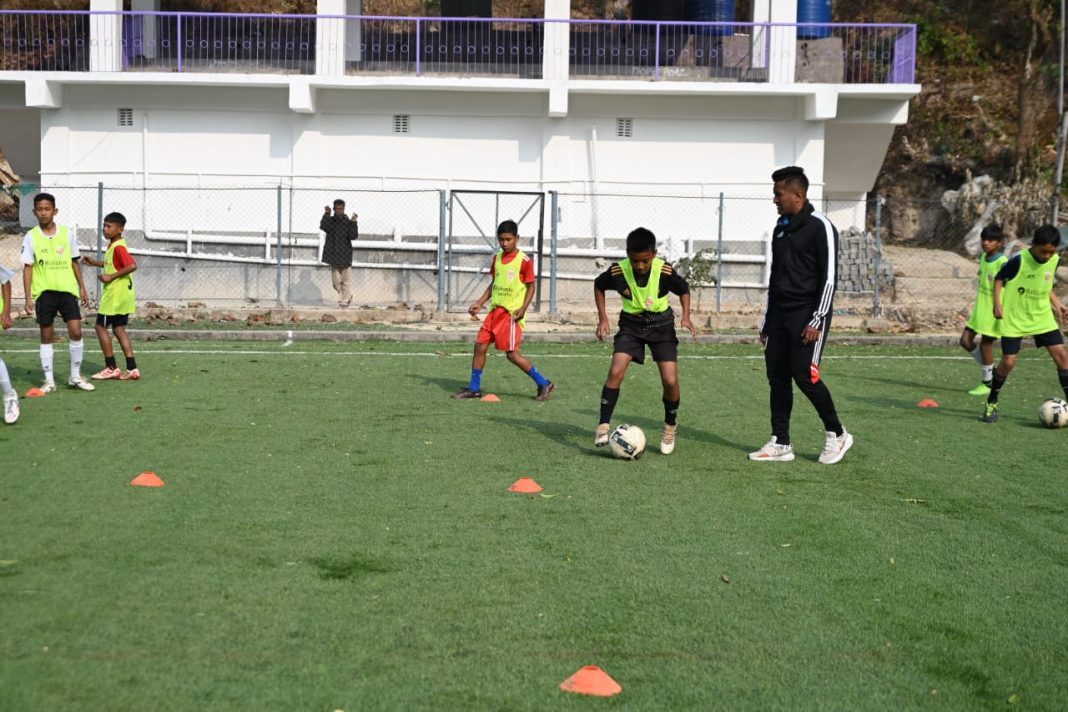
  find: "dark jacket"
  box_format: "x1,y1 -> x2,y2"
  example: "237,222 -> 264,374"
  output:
762,201 -> 838,331
320,214 -> 358,269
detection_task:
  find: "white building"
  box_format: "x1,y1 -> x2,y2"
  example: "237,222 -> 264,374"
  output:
0,0 -> 919,308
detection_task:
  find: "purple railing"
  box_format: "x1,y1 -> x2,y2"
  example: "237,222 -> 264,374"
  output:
0,10 -> 916,85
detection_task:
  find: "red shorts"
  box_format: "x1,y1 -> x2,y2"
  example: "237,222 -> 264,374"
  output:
476,307 -> 523,351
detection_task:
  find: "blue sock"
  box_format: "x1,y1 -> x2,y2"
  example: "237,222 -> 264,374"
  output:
527,365 -> 550,387
469,368 -> 483,392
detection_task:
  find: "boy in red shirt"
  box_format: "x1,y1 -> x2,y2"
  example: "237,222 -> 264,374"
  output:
452,220 -> 554,401
82,212 -> 141,381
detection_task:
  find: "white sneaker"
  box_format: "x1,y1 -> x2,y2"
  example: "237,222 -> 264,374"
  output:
40,381 -> 56,394
660,424 -> 677,455
819,429 -> 854,465
748,436 -> 795,462
67,376 -> 96,392
594,423 -> 611,447
3,392 -> 18,424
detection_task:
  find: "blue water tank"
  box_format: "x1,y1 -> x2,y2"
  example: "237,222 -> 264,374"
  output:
797,0 -> 832,39
685,0 -> 736,36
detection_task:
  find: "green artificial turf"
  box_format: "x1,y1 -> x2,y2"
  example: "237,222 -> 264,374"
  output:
1,339 -> 1066,710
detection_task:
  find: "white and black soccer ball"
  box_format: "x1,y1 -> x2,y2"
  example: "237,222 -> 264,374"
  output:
1038,397 -> 1068,429
608,424 -> 646,460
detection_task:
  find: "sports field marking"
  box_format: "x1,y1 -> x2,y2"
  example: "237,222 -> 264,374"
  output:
1,348 -> 977,360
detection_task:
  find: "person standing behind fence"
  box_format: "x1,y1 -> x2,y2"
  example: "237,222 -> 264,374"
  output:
320,199 -> 359,308
82,212 -> 141,381
21,192 -> 95,393
748,166 -> 852,465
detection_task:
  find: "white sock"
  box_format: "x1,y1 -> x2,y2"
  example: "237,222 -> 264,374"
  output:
70,339 -> 84,380
970,346 -> 983,366
982,364 -> 994,383
0,358 -> 13,397
40,343 -> 54,384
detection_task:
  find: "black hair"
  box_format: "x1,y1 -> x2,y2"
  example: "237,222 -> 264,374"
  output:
771,166 -> 809,192
497,219 -> 518,236
979,224 -> 1004,242
333,198 -> 346,207
626,227 -> 656,253
104,212 -> 127,227
1032,224 -> 1061,247
33,192 -> 56,207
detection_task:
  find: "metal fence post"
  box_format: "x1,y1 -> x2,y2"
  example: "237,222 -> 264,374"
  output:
437,189 -> 447,312
95,181 -> 104,305
549,190 -> 558,316
873,193 -> 883,317
716,192 -> 724,313
276,184 -> 283,306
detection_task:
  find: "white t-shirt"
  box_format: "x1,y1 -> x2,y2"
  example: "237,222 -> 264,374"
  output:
20,226 -> 81,266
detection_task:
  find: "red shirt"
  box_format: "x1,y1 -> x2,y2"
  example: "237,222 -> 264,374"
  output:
490,250 -> 534,283
110,243 -> 135,271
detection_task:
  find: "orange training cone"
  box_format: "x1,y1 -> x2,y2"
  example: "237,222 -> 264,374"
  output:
508,477 -> 543,493
560,666 -> 622,697
24,387 -> 46,398
917,398 -> 939,408
481,393 -> 501,402
130,471 -> 164,487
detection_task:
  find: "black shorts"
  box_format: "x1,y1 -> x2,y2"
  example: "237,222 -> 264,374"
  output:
613,327 -> 678,365
35,291 -> 81,326
1001,330 -> 1065,355
96,313 -> 130,328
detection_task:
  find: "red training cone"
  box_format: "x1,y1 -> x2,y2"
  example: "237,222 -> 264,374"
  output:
130,471 -> 164,487
917,398 -> 939,408
508,477 -> 543,493
24,387 -> 46,398
560,666 -> 622,697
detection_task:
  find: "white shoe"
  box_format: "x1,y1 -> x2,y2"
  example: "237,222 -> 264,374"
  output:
40,381 -> 56,394
67,376 -> 96,392
819,429 -> 854,465
3,392 -> 18,424
660,424 -> 677,455
748,436 -> 795,462
594,423 -> 611,447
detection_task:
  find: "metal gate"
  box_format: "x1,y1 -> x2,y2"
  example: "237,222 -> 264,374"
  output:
445,190 -> 545,313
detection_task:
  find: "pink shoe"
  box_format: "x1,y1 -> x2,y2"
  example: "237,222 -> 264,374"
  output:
91,367 -> 122,380
119,368 -> 141,381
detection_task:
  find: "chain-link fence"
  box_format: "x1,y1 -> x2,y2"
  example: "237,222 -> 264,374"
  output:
3,183 -> 1055,319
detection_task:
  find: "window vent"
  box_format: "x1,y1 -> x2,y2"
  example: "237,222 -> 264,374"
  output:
616,117 -> 633,138
118,108 -> 133,127
393,114 -> 410,134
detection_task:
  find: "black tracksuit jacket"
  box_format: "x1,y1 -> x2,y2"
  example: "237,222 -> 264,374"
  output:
761,201 -> 839,332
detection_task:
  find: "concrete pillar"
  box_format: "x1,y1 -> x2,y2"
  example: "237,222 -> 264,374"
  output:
90,0 -> 123,72
317,0 -> 362,74
543,0 -> 570,116
766,0 -> 797,84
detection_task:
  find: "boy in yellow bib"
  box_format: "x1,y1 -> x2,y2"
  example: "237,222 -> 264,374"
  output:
452,220 -> 554,401
20,193 -> 95,392
959,224 -> 1007,395
982,225 -> 1068,423
81,212 -> 140,381
594,227 -> 696,455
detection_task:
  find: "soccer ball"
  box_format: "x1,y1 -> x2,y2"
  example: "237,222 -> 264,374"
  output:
608,424 -> 646,460
1038,398 -> 1068,429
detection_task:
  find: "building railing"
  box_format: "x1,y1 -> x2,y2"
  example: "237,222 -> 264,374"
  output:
0,10 -> 916,84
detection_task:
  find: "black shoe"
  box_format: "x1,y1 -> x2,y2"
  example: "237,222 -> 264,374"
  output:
452,387 -> 482,399
981,402 -> 998,423
535,382 -> 555,401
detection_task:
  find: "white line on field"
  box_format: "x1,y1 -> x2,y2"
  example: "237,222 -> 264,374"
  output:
0,348 -> 974,360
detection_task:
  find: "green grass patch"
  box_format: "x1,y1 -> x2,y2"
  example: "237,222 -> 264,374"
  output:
1,339 -> 1066,709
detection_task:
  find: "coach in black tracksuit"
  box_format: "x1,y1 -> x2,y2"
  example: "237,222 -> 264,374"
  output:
750,166 -> 853,465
